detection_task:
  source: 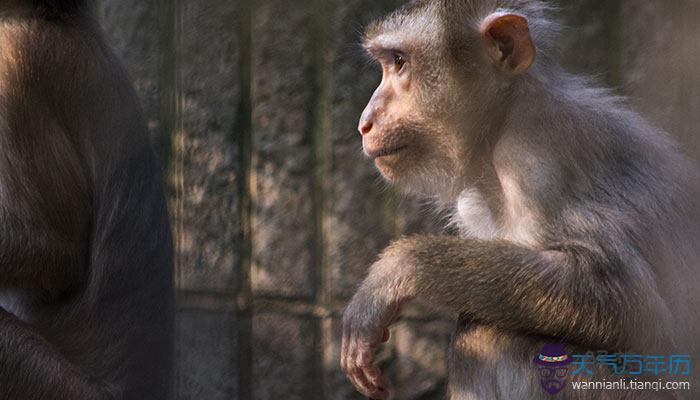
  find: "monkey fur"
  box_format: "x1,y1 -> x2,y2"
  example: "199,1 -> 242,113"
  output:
0,1 -> 173,399
342,1 -> 700,399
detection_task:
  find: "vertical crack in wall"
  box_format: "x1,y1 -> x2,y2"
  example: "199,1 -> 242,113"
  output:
235,0 -> 253,399
310,0 -> 332,398
311,0 -> 329,310
155,0 -> 174,174
159,0 -> 178,284
159,0 -> 180,395
168,0 -> 185,292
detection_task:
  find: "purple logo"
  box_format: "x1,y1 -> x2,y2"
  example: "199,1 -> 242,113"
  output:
533,344 -> 572,395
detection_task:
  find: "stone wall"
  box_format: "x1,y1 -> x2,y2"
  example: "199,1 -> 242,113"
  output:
97,1 -> 700,399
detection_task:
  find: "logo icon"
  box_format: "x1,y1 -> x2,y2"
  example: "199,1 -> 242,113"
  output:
534,343 -> 572,395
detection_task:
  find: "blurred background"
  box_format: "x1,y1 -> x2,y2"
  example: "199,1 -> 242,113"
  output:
97,0 -> 700,399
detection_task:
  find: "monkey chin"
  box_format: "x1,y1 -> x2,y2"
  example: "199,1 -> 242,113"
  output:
373,153 -> 406,183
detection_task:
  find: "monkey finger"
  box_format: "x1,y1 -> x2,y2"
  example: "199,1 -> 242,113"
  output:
349,366 -> 377,397
370,376 -> 393,400
356,362 -> 387,396
346,340 -> 379,395
362,362 -> 382,381
356,349 -> 383,387
341,329 -> 362,373
356,344 -> 375,368
363,366 -> 387,394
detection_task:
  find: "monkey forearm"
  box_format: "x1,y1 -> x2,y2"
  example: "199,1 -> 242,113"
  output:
368,235 -> 646,349
0,310 -> 117,400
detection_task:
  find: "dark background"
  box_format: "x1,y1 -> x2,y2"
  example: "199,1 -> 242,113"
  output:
97,1 -> 700,399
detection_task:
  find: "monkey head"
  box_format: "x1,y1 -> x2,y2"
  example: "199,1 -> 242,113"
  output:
358,0 -> 538,198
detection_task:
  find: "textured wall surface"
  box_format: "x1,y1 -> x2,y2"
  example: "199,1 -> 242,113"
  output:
97,1 -> 700,399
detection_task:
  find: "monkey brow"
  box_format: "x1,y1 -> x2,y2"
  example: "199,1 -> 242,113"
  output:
363,34 -> 408,59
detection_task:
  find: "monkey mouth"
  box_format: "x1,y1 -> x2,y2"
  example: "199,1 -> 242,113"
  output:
367,145 -> 408,159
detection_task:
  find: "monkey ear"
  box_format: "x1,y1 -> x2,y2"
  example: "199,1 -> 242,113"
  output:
480,12 -> 536,74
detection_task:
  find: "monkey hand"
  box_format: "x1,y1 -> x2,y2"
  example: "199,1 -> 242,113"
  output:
341,254 -> 407,400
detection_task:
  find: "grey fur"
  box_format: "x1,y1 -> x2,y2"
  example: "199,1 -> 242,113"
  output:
342,1 -> 700,399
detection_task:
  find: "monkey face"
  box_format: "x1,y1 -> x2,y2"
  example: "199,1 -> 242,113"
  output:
357,4 -> 488,197
357,1 -> 539,199
358,41 -> 464,194
359,87 -> 460,192
359,49 -> 419,175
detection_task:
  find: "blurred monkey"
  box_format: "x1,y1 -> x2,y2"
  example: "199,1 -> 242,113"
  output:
0,1 -> 173,399
341,1 -> 700,399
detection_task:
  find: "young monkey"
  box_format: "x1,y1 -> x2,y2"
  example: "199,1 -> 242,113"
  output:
341,1 -> 700,399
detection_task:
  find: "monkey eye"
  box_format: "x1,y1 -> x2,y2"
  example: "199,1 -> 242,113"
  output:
393,54 -> 406,72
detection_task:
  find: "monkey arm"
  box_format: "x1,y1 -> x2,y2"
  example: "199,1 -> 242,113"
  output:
0,309 -> 118,400
348,235 -> 656,351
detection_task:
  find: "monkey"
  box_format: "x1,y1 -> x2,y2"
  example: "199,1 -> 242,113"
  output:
0,1 -> 173,399
341,1 -> 700,399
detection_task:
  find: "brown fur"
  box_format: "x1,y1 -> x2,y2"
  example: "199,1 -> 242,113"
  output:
0,2 -> 173,399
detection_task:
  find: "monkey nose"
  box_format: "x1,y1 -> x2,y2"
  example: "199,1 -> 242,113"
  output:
358,120 -> 373,136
